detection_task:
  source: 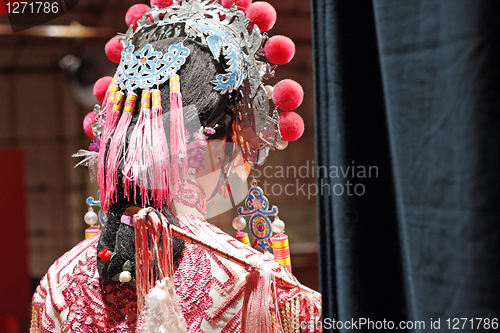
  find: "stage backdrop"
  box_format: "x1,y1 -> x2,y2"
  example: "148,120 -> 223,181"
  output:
312,0 -> 500,331
0,148 -> 30,329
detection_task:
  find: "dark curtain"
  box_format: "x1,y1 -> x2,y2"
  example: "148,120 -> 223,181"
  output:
312,0 -> 500,331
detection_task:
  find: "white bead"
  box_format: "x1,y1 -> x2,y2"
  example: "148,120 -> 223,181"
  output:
232,216 -> 246,231
265,85 -> 274,99
84,209 -> 98,226
276,139 -> 288,150
271,218 -> 285,233
119,271 -> 132,283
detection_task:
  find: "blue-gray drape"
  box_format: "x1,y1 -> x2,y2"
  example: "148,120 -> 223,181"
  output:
312,0 -> 500,331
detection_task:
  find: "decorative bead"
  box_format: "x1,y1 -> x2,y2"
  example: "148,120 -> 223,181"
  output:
105,36 -> 123,64
265,85 -> 274,99
84,208 -> 98,226
93,76 -> 113,104
232,216 -> 246,231
119,271 -> 132,283
89,143 -> 99,152
125,4 -> 151,30
83,111 -> 95,138
265,35 -> 295,65
271,217 -> 285,233
279,111 -> 304,142
276,139 -> 288,150
272,79 -> 304,111
246,1 -> 276,32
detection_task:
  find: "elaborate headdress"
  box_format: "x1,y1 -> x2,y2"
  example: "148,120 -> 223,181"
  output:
78,0 -> 306,214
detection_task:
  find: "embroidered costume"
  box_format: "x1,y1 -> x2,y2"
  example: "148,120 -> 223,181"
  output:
31,197 -> 321,332
31,0 -> 320,331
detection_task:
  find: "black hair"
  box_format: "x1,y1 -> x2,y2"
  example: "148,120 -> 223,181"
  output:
96,37 -> 235,281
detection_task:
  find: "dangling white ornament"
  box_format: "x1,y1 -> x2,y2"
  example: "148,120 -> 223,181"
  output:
276,139 -> 288,150
84,207 -> 98,226
232,216 -> 247,231
119,271 -> 132,283
265,85 -> 274,99
271,216 -> 285,234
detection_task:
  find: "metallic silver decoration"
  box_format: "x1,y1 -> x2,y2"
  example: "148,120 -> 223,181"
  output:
117,0 -> 280,166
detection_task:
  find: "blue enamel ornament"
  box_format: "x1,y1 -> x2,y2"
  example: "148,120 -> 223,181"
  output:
116,42 -> 190,91
237,184 -> 278,251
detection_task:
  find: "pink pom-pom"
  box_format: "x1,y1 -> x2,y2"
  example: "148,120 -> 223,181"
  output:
265,35 -> 295,65
150,0 -> 175,8
279,111 -> 304,141
83,111 -> 96,138
272,79 -> 304,111
246,2 -> 276,32
125,4 -> 151,30
105,36 -> 123,64
93,76 -> 113,104
221,0 -> 252,12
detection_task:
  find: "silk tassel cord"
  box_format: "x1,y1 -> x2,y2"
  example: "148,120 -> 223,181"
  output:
123,90 -> 153,206
104,92 -> 137,211
169,74 -> 188,196
151,89 -> 171,210
98,87 -> 123,212
134,209 -> 186,332
241,264 -> 283,333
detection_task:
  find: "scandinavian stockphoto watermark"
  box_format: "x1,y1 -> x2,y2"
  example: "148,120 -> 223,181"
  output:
253,160 -> 378,199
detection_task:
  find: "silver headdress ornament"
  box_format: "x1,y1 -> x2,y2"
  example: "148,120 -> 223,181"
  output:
114,0 -> 281,166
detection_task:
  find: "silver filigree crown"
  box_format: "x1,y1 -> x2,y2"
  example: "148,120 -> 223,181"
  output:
116,0 -> 281,166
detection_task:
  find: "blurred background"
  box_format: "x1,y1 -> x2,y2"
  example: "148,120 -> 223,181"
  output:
0,0 -> 317,331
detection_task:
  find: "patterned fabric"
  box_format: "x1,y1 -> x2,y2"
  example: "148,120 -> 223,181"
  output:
30,212 -> 321,332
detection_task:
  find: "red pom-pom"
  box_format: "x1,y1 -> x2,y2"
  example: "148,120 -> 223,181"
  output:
93,76 -> 113,104
105,36 -> 123,64
221,0 -> 252,12
272,79 -> 304,111
279,111 -> 304,141
151,0 -> 175,8
125,4 -> 151,30
265,35 -> 295,65
246,2 -> 276,32
83,111 -> 96,138
97,247 -> 112,262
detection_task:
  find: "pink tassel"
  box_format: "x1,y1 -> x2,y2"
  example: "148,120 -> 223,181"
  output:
169,74 -> 188,196
98,84 -> 121,212
151,89 -> 171,210
134,209 -> 174,315
104,91 -> 136,211
241,265 -> 281,333
123,90 -> 154,207
100,78 -> 117,114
